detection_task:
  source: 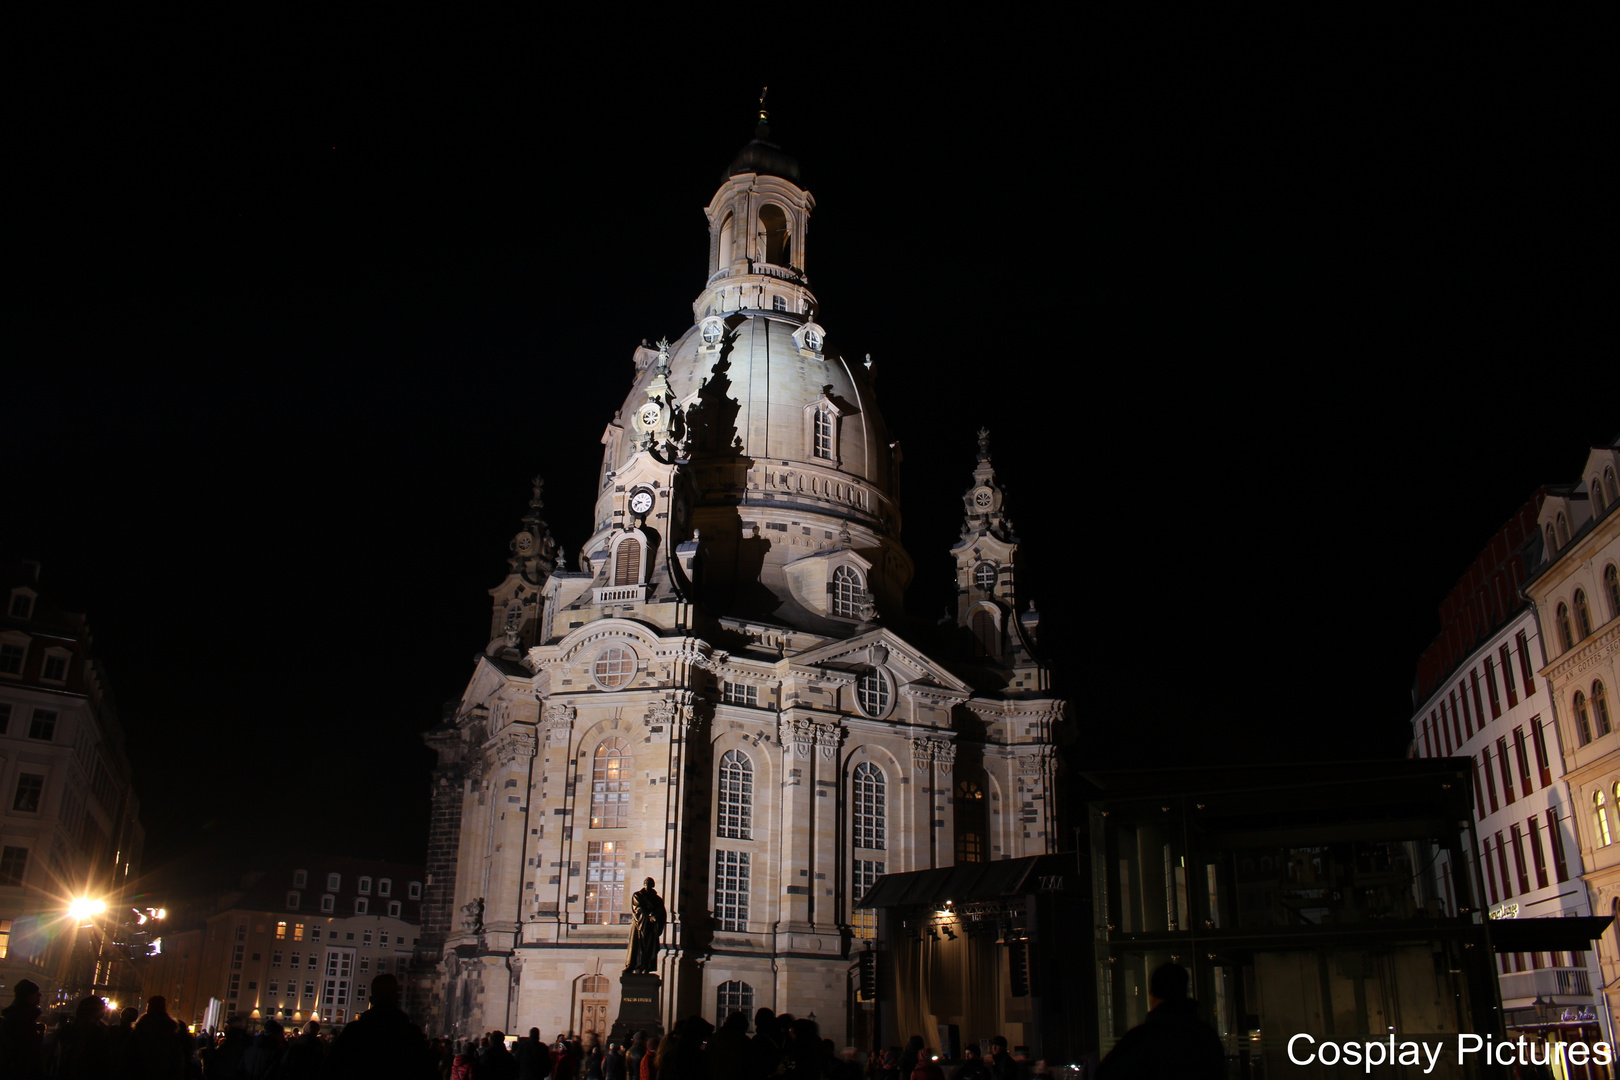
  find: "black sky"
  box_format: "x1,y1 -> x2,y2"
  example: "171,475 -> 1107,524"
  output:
10,18 -> 1610,887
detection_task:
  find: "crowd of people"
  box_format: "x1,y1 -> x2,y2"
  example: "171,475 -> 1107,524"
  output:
441,1014 -> 1042,1080
1,972 -> 1054,1080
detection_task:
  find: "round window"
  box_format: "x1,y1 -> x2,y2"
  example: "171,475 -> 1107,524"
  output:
702,322 -> 722,344
856,669 -> 891,718
593,645 -> 637,690
974,562 -> 996,592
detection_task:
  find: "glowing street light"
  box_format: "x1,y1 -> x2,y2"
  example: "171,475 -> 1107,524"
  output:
68,897 -> 108,922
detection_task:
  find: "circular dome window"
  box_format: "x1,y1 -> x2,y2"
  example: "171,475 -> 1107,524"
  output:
593,645 -> 637,690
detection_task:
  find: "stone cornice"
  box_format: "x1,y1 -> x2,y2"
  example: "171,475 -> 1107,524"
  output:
1543,620 -> 1620,686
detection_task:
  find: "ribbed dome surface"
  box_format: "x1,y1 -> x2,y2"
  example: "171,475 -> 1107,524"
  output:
726,122 -> 801,183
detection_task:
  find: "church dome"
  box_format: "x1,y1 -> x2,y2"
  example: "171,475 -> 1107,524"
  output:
726,120 -> 801,183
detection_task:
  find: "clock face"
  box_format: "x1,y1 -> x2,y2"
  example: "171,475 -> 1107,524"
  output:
974,489 -> 992,509
629,490 -> 654,515
638,403 -> 661,430
702,323 -> 722,344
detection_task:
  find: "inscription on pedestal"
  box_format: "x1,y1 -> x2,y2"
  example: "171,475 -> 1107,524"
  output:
608,971 -> 664,1045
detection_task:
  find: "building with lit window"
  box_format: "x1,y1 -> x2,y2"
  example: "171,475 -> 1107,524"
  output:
142,857 -> 423,1030
1523,439 -> 1620,1036
1408,497 -> 1607,1035
422,114 -> 1065,1048
0,560 -> 144,1005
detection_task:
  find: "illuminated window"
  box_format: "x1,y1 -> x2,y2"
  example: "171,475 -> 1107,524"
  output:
831,566 -> 862,618
856,670 -> 890,718
717,980 -> 754,1025
593,645 -> 636,690
1574,591 -> 1594,639
28,710 -> 56,741
293,924 -> 305,941
718,750 -> 753,840
851,858 -> 884,938
276,922 -> 287,940
590,738 -> 630,828
974,563 -> 996,592
853,763 -> 886,850
1576,692 -> 1592,745
0,847 -> 27,887
1557,603 -> 1574,652
1595,682 -> 1612,738
714,850 -> 749,931
0,919 -> 9,960
813,408 -> 834,460
954,781 -> 987,865
584,841 -> 626,924
1596,791 -> 1613,847
12,774 -> 43,813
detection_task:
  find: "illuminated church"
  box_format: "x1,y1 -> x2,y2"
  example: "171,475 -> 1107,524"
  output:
419,110 -> 1065,1047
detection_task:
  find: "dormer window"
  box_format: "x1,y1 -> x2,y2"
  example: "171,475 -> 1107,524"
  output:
813,410 -> 833,459
408,881 -> 422,899
294,869 -> 308,888
1575,590 -> 1593,638
1596,478 -> 1609,515
286,892 -> 300,910
320,895 -> 335,913
8,593 -> 32,619
358,876 -> 372,895
792,321 -> 826,356
804,327 -> 821,350
802,391 -> 843,464
1556,512 -> 1570,547
355,898 -> 369,915
1557,602 -> 1574,652
1546,525 -> 1557,555
326,873 -> 341,892
40,651 -> 69,683
378,879 -> 391,897
832,566 -> 864,619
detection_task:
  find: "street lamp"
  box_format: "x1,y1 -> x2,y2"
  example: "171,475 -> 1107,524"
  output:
68,897 -> 107,923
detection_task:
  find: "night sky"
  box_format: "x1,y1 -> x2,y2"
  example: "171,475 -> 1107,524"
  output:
10,21 -> 1609,892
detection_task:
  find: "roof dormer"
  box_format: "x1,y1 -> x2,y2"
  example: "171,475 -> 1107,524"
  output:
1583,445 -> 1620,519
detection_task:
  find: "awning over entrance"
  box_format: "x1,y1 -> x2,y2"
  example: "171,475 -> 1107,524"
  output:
1486,916 -> 1613,953
856,853 -> 1077,909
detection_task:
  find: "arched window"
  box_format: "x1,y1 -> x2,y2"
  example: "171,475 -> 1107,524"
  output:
974,562 -> 996,592
594,645 -> 636,689
718,212 -> 734,269
831,565 -> 862,618
1607,565 -> 1620,619
582,974 -> 609,996
718,750 -> 753,840
1547,525 -> 1558,555
1596,790 -> 1613,846
853,763 -> 886,850
717,980 -> 754,1027
613,538 -> 642,587
590,738 -> 630,828
1608,466 -> 1619,504
1557,513 -> 1570,547
1595,682 -> 1612,738
1557,603 -> 1574,651
970,608 -> 998,657
1575,692 -> 1592,745
813,408 -> 834,460
856,669 -> 890,717
1575,590 -> 1594,638
1595,479 -> 1609,516
758,204 -> 789,265
954,780 -> 987,865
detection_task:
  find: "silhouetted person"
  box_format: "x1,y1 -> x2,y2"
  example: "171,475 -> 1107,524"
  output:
130,996 -> 187,1080
0,979 -> 44,1080
514,1027 -> 550,1080
479,1031 -> 518,1080
322,974 -> 437,1080
625,1031 -> 648,1080
452,1041 -> 478,1080
282,1021 -> 326,1080
900,1036 -> 926,1078
241,1018 -> 287,1079
48,996 -> 114,1080
1094,963 -> 1223,1079
201,1015 -> 249,1080
749,1009 -> 785,1079
949,1045 -> 990,1080
704,1011 -> 749,1079
985,1037 -> 1024,1080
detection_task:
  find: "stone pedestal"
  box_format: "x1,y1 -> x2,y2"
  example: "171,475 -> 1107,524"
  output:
609,971 -> 663,1045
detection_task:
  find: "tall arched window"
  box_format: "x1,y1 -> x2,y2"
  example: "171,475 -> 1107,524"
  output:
1595,682 -> 1612,738
1575,590 -> 1593,638
718,212 -> 734,269
813,408 -> 834,460
717,980 -> 754,1026
718,750 -> 753,840
1557,603 -> 1574,651
1575,692 -> 1592,745
970,608 -> 998,657
1557,513 -> 1570,547
832,566 -> 862,618
954,780 -> 987,865
614,538 -> 642,586
591,738 -> 630,828
1596,790 -> 1613,846
758,204 -> 789,265
1547,525 -> 1559,555
1608,466 -> 1619,505
1607,565 -> 1620,620
853,763 -> 886,851
1595,479 -> 1609,515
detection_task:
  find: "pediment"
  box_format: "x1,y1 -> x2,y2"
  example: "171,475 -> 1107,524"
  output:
459,654 -> 531,712
790,628 -> 971,695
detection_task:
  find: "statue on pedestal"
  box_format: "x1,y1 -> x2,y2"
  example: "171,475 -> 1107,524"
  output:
624,878 -> 666,973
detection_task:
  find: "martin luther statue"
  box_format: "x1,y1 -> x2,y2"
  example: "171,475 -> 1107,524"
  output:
624,878 -> 666,973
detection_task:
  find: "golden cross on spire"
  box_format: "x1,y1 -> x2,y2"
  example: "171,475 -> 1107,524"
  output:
758,86 -> 769,122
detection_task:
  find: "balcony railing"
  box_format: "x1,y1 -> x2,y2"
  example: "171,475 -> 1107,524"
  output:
1499,967 -> 1593,1001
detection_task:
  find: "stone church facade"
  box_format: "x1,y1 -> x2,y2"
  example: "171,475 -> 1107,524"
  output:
419,115 -> 1065,1046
